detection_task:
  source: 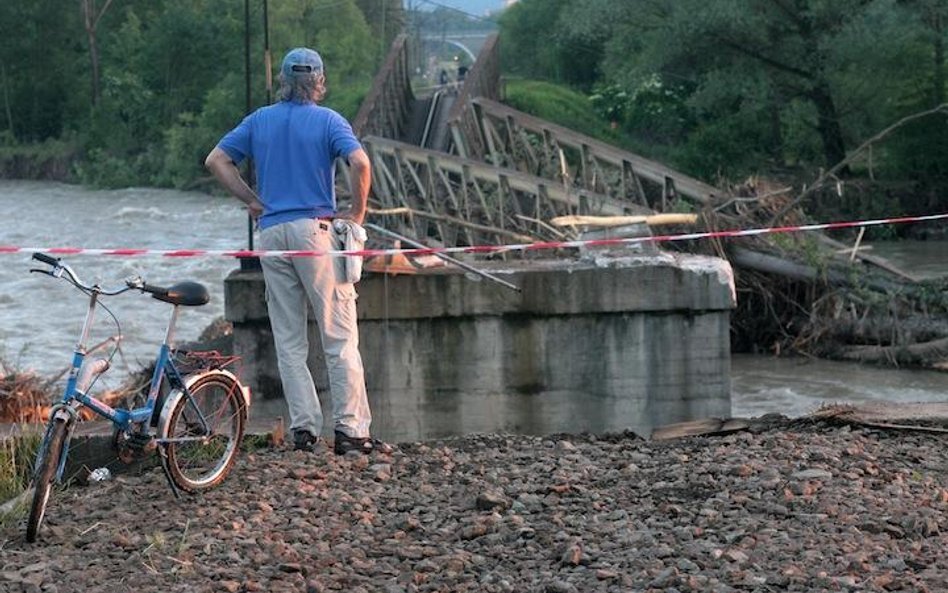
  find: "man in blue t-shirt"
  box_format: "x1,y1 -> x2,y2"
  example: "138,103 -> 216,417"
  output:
205,47 -> 384,455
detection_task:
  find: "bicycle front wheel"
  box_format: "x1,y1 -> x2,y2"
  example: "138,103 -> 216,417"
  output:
26,418 -> 68,543
164,372 -> 246,492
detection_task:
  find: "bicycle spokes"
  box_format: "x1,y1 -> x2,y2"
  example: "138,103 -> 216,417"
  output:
163,373 -> 246,492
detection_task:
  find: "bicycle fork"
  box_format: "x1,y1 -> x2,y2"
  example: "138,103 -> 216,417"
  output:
35,404 -> 80,484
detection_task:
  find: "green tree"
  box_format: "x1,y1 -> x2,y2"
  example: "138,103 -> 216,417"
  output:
900,0 -> 947,106
80,0 -> 119,107
153,0 -> 375,189
0,0 -> 381,187
0,0 -> 83,142
555,1 -> 930,175
499,0 -> 602,88
355,0 -> 404,60
268,0 -> 374,85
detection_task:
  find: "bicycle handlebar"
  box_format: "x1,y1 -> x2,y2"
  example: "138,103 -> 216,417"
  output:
32,252 -> 59,267
31,252 -> 179,299
31,252 -> 135,296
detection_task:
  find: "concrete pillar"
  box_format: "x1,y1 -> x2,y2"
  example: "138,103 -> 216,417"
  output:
225,252 -> 735,441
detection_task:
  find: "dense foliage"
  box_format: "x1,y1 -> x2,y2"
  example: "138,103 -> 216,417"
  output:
499,0 -> 948,215
0,0 -> 392,188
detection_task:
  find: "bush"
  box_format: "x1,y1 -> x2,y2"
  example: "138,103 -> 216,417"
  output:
505,79 -> 619,143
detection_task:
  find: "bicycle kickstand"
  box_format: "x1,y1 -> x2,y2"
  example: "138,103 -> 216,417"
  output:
156,445 -> 181,499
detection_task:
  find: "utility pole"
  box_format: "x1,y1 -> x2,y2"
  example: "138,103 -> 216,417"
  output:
380,0 -> 387,62
243,0 -> 255,258
264,0 -> 272,104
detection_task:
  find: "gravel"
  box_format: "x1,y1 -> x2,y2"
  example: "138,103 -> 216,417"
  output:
2,416 -> 948,592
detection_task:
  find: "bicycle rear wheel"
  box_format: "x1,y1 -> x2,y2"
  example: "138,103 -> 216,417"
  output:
26,418 -> 68,543
164,372 -> 246,492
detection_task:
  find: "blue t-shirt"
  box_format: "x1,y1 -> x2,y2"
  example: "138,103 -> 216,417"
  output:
217,102 -> 362,230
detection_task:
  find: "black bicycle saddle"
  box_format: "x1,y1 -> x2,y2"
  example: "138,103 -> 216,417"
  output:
150,281 -> 210,306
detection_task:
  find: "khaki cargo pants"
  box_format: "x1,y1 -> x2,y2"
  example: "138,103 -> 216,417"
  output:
259,217 -> 371,439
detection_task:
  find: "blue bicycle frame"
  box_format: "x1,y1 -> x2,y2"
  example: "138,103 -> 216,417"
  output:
46,280 -> 200,495
28,252 -> 247,543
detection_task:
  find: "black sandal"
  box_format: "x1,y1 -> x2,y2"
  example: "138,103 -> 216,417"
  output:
293,430 -> 321,452
333,431 -> 392,455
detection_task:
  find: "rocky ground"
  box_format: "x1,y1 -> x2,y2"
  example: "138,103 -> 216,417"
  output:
2,415 -> 948,593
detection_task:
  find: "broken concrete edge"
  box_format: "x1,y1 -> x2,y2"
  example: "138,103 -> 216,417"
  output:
224,253 -> 737,324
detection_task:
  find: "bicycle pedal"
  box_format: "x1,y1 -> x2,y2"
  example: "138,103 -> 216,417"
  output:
118,447 -> 136,464
127,432 -> 157,453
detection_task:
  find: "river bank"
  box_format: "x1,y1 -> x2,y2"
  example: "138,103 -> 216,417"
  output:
2,412 -> 947,592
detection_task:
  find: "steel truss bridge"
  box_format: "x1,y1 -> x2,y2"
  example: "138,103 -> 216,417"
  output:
350,34 -> 721,250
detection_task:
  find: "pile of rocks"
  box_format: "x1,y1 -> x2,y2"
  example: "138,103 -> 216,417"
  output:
2,416 -> 948,592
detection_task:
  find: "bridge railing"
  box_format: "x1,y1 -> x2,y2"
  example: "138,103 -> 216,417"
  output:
363,135 -> 648,249
463,98 -> 721,211
352,34 -> 415,139
446,33 -> 501,159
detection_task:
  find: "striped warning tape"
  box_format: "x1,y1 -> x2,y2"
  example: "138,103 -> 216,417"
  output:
2,212 -> 945,259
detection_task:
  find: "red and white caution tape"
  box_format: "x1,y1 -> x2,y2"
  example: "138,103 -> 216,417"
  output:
2,212 -> 945,259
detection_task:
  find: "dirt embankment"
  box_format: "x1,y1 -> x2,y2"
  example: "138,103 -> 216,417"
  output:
0,152 -> 75,183
2,416 -> 948,593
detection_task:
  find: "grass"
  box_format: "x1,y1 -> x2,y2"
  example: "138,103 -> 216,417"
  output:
0,429 -> 42,526
504,79 -> 621,145
0,431 -> 38,499
501,78 -> 685,172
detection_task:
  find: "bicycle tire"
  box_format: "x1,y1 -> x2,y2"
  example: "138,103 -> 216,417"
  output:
26,418 -> 68,543
164,372 -> 246,492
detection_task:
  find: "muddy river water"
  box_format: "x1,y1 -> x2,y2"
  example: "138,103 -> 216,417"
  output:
1,180 -> 945,420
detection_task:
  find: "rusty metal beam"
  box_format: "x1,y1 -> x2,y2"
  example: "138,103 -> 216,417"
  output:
466,98 -> 721,208
352,34 -> 415,140
363,136 -> 649,248
445,34 -> 501,159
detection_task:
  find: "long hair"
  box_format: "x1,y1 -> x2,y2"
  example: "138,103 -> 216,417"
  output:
278,72 -> 326,104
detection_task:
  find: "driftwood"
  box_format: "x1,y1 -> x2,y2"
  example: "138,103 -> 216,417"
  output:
727,246 -> 903,293
651,404 -> 948,442
770,103 -> 948,225
651,417 -> 751,440
838,337 -> 948,366
727,245 -> 948,368
819,317 -> 948,345
813,403 -> 948,432
549,213 -> 698,228
815,234 -> 920,283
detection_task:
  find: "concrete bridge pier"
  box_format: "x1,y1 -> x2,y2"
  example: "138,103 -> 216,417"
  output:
224,252 -> 736,442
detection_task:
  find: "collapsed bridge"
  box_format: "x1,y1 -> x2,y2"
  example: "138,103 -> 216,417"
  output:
348,34 -> 718,250
224,32 -> 736,441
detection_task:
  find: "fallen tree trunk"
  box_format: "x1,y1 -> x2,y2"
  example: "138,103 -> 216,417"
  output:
727,246 -> 903,293
818,317 -> 948,346
724,241 -> 947,370
837,337 -> 948,367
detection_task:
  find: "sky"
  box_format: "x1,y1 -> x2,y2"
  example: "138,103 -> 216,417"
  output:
409,0 -> 508,18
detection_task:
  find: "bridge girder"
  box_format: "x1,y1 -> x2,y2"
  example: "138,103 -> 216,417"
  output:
458,98 -> 721,212
352,32 -> 720,254
363,136 -> 649,249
